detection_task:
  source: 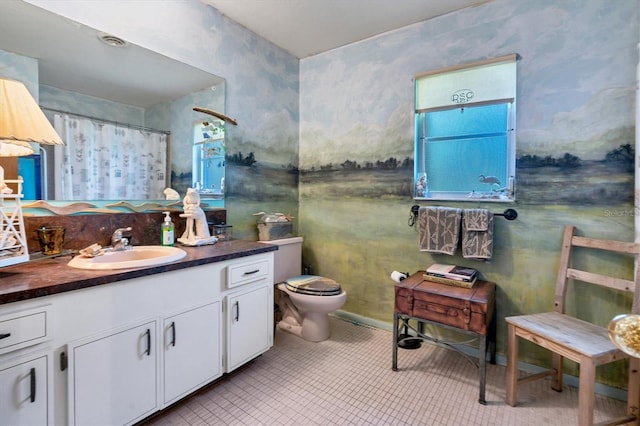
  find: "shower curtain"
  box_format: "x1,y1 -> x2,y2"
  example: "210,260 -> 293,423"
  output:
53,114 -> 168,200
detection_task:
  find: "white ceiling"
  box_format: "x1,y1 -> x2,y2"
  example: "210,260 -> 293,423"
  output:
203,0 -> 488,58
0,0 -> 487,107
0,0 -> 224,108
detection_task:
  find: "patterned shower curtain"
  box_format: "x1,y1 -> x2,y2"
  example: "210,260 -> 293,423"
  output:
53,114 -> 168,200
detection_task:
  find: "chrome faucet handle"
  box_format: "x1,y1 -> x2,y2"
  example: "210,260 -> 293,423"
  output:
111,227 -> 132,246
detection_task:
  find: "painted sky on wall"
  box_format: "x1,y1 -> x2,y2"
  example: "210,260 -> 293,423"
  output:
299,0 -> 637,167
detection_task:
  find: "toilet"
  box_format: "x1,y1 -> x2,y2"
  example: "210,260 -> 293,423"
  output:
268,237 -> 346,342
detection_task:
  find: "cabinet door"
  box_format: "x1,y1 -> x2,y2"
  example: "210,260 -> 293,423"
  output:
0,354 -> 49,425
163,301 -> 221,405
69,321 -> 157,426
227,285 -> 271,372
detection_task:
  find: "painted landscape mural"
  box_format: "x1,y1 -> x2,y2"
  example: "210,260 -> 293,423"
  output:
227,0 -> 637,389
25,0 -> 639,392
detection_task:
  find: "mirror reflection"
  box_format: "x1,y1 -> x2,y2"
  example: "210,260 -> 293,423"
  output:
0,0 -> 225,203
192,120 -> 226,199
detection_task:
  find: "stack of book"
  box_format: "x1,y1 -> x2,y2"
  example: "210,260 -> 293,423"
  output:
423,264 -> 478,288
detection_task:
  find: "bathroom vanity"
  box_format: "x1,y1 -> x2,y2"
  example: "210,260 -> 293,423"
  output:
0,240 -> 276,425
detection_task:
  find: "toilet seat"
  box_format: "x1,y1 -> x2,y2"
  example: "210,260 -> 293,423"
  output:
285,275 -> 342,296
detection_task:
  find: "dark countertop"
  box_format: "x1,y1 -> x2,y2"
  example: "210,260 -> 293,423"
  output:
0,240 -> 278,306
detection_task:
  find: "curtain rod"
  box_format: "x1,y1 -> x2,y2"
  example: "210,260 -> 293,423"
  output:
41,107 -> 171,135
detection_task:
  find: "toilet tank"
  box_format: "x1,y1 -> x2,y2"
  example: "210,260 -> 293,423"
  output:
266,237 -> 303,284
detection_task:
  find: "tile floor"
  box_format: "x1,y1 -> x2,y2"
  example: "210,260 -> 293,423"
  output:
142,317 -> 628,425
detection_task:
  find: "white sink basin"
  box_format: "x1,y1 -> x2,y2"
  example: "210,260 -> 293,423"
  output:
68,246 -> 187,270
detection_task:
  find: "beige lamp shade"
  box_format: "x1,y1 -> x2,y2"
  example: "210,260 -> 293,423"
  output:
0,78 -> 63,152
0,140 -> 34,156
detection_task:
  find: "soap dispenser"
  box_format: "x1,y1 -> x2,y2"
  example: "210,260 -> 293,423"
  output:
161,211 -> 175,246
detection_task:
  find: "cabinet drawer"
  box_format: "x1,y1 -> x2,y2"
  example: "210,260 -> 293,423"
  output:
0,305 -> 52,355
227,259 -> 269,289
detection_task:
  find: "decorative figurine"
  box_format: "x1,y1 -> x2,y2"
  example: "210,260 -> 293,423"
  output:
177,188 -> 218,246
163,187 -> 180,200
478,174 -> 501,186
415,173 -> 428,197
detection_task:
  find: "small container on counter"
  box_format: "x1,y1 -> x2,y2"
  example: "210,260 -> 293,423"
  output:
36,226 -> 66,255
161,211 -> 175,246
212,224 -> 233,241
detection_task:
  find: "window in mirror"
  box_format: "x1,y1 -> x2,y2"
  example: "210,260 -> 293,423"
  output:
192,120 -> 225,199
414,54 -> 517,202
18,155 -> 42,199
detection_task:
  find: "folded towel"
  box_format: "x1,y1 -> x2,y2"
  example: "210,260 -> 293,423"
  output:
462,209 -> 494,260
418,206 -> 462,255
464,209 -> 490,231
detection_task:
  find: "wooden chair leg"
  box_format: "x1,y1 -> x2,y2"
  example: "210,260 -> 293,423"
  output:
392,313 -> 399,371
577,358 -> 596,426
551,352 -> 563,392
506,323 -> 518,406
628,357 -> 640,421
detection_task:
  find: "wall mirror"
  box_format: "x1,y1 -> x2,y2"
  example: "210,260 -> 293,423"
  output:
414,55 -> 517,202
0,0 -> 226,205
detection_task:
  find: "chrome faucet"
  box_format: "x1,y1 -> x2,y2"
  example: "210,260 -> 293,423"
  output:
111,227 -> 132,251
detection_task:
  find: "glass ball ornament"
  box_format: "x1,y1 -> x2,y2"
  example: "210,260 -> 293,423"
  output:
608,314 -> 640,358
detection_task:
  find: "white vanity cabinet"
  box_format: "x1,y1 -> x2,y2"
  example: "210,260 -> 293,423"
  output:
0,305 -> 53,425
0,249 -> 274,426
67,320 -> 158,426
60,262 -> 224,426
0,351 -> 51,425
226,286 -> 271,372
163,301 -> 222,405
225,258 -> 273,372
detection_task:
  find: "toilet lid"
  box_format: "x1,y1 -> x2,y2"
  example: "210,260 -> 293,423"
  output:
285,275 -> 342,296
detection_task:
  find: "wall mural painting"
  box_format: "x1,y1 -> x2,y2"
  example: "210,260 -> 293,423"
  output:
516,143 -> 634,205
231,130 -> 635,208
294,150 -> 635,206
224,152 -> 298,201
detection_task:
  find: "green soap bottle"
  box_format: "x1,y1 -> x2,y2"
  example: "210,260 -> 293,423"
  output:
161,211 -> 174,246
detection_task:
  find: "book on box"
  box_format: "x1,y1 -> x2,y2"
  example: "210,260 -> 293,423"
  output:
423,273 -> 476,288
426,264 -> 478,282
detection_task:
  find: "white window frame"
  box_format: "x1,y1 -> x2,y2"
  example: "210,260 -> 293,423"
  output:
414,54 -> 518,202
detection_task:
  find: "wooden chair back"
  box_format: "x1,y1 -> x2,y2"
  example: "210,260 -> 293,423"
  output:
555,225 -> 640,316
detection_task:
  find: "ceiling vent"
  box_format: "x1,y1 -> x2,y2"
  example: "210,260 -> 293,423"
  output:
98,33 -> 128,48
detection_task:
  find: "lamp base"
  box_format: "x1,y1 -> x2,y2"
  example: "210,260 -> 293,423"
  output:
0,253 -> 29,267
0,177 -> 29,268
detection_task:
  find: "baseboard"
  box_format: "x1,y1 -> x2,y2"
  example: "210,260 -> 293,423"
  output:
331,309 -> 628,402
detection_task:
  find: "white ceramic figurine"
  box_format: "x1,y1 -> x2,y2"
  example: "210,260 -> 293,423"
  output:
177,188 -> 218,246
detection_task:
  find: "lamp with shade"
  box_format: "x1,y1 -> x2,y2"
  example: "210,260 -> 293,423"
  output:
0,77 -> 64,265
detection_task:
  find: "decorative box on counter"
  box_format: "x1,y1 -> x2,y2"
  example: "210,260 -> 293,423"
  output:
254,212 -> 294,241
258,222 -> 293,241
